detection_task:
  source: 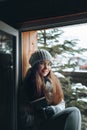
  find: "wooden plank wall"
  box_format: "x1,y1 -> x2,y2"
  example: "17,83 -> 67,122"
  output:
22,31 -> 37,78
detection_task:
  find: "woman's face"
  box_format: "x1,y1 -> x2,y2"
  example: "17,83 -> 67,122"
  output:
38,60 -> 52,77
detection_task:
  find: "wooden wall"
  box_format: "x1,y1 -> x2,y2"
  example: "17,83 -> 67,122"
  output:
22,31 -> 37,78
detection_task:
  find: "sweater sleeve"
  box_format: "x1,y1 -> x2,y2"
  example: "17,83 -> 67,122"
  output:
42,99 -> 65,119
51,99 -> 65,114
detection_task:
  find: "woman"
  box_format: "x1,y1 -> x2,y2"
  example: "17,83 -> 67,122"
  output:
18,49 -> 81,130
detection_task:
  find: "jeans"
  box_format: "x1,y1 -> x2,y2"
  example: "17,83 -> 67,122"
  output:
41,107 -> 81,130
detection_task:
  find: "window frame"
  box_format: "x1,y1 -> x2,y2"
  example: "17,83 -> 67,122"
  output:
18,12 -> 87,32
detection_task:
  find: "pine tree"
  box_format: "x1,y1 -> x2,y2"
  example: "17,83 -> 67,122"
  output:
38,28 -> 87,70
38,28 -> 63,47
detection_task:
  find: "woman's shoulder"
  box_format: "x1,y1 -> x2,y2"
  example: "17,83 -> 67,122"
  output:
25,68 -> 32,78
22,68 -> 33,83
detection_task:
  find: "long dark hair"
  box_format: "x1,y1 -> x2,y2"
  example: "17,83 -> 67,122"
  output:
32,63 -> 64,105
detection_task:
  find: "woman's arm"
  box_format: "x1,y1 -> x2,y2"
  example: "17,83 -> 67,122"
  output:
42,99 -> 65,119
50,99 -> 65,113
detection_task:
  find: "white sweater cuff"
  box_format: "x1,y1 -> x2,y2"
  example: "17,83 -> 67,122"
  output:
51,99 -> 65,114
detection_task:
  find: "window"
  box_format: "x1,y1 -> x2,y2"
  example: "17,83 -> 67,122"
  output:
37,24 -> 87,130
21,14 -> 87,130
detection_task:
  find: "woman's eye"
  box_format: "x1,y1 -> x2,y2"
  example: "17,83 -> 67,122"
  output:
48,62 -> 52,66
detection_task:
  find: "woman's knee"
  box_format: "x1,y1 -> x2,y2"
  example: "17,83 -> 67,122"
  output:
69,107 -> 81,115
67,107 -> 81,118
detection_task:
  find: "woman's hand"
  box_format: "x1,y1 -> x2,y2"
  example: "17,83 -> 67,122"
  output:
43,106 -> 55,119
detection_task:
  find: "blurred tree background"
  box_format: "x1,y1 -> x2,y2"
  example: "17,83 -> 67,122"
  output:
37,28 -> 87,130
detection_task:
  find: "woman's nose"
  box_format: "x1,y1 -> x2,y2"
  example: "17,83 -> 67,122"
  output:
44,64 -> 48,69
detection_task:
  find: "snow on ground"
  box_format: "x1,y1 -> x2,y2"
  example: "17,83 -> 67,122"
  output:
72,83 -> 87,90
77,98 -> 87,102
54,72 -> 65,78
72,83 -> 87,102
